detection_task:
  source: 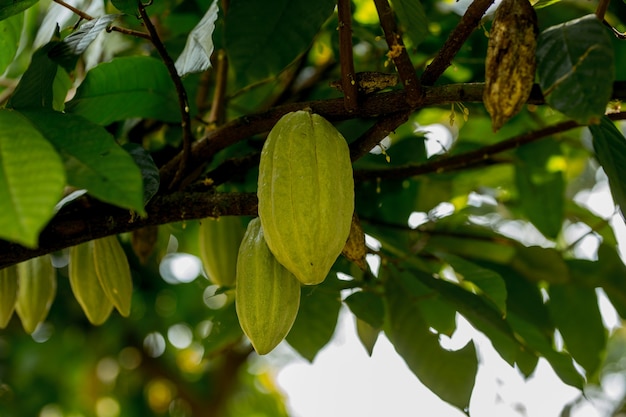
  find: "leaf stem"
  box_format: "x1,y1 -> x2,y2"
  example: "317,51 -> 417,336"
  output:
595,0 -> 610,20
137,1 -> 194,190
421,0 -> 495,85
373,0 -> 421,106
338,0 -> 359,112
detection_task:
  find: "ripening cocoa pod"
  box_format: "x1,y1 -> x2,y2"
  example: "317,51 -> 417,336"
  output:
341,213 -> 368,271
483,0 -> 538,132
199,216 -> 245,286
258,110 -> 355,285
236,218 -> 301,355
93,235 -> 133,317
69,241 -> 114,325
0,265 -> 18,328
15,256 -> 57,334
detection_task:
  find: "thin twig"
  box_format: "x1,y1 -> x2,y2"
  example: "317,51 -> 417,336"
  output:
421,0 -> 495,85
373,0 -> 421,106
349,111 -> 410,161
595,0 -> 611,20
138,1 -> 194,190
338,0 -> 358,112
207,49 -> 229,125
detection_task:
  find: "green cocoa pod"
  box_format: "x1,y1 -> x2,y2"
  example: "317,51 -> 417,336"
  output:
93,235 -> 133,317
199,216 -> 245,286
15,256 -> 57,334
236,218 -> 301,355
0,265 -> 18,328
69,241 -> 114,325
258,110 -> 355,285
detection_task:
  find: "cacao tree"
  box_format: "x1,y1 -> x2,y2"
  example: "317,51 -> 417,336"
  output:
1,0 -> 626,415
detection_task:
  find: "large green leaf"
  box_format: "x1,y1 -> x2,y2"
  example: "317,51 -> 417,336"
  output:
0,110 -> 65,247
589,116 -> 626,217
20,111 -> 145,214
0,13 -> 22,74
65,57 -> 181,125
391,0 -> 428,49
0,0 -> 37,21
286,284 -> 341,362
536,15 -> 614,123
343,290 -> 385,329
8,43 -> 59,110
384,272 -> 477,410
514,139 -> 565,238
224,0 -> 335,87
548,283 -> 606,376
511,245 -> 569,284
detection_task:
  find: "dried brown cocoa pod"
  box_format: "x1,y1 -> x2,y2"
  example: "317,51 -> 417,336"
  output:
341,213 -> 368,271
483,0 -> 538,132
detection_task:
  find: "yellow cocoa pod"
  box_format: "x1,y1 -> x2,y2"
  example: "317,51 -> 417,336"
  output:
93,235 -> 133,317
258,110 -> 355,285
236,218 -> 301,355
69,241 -> 114,325
15,256 -> 56,334
483,0 -> 538,132
0,265 -> 18,328
199,216 -> 245,286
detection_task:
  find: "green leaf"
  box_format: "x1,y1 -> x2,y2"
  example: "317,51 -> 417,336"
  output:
384,273 -> 477,410
8,43 -> 59,110
0,0 -> 37,21
548,283 -> 606,376
123,143 -> 160,204
111,0 -> 138,16
515,139 -> 565,238
436,252 -> 507,314
0,13 -> 23,74
286,285 -> 341,362
65,56 -> 181,125
589,116 -> 626,217
355,318 -> 380,356
0,109 -> 65,247
511,245 -> 569,284
20,110 -> 145,214
536,14 -> 614,123
344,290 -> 385,329
391,0 -> 428,48
175,0 -> 219,77
224,0 -> 336,87
595,244 -> 626,319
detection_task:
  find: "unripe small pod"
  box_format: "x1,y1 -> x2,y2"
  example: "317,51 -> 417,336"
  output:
15,255 -> 56,334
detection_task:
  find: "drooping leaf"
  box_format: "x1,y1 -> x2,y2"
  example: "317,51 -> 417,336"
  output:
589,116 -> 626,218
224,0 -> 336,87
0,109 -> 65,247
49,14 -> 119,71
344,290 -> 385,329
511,245 -> 569,284
515,139 -> 565,238
286,285 -> 341,362
355,318 -> 380,356
65,56 -> 181,125
436,252 -> 507,314
536,14 -> 614,123
0,13 -> 23,74
595,244 -> 626,319
175,0 -> 219,77
548,283 -> 606,376
0,0 -> 37,21
384,272 -> 477,410
390,0 -> 428,48
20,110 -> 145,214
123,143 -> 160,204
8,43 -> 59,110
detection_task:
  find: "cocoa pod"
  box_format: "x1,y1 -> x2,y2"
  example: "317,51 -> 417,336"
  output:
235,218 -> 301,355
483,0 -> 538,132
341,213 -> 368,271
69,241 -> 114,325
199,216 -> 245,286
0,265 -> 18,328
131,226 -> 159,265
93,235 -> 133,317
15,255 -> 57,334
258,110 -> 355,285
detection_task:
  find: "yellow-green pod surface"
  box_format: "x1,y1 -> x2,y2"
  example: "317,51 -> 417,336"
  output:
258,110 -> 355,285
69,241 -> 114,325
0,265 -> 18,328
199,216 -> 245,286
15,255 -> 57,334
235,218 -> 301,355
93,235 -> 133,317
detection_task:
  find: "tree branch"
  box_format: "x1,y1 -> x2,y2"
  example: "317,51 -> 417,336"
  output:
596,0 -> 611,20
421,0 -> 495,85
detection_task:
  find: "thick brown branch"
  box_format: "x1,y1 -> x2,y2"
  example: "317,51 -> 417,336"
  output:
338,0 -> 358,112
349,111 -> 411,162
421,0 -> 495,85
373,0 -> 421,106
